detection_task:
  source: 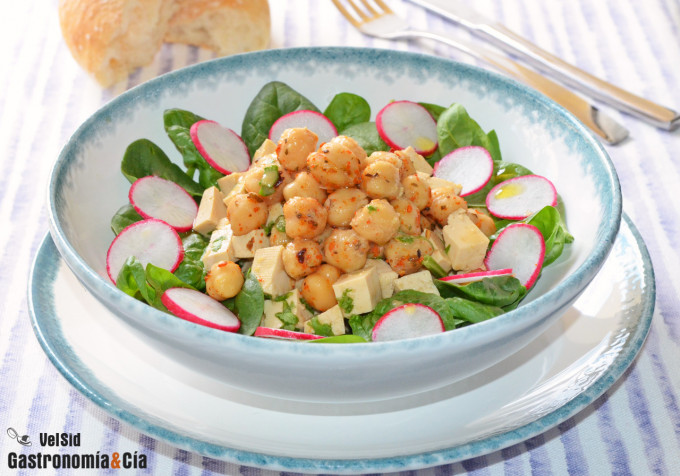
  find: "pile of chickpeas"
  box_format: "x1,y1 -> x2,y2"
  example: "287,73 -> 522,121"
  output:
205,127 -> 495,313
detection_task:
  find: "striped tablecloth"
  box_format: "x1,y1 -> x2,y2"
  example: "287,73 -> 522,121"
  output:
2,0 -> 679,474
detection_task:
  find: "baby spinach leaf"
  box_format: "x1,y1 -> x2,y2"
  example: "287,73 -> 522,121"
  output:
241,81 -> 320,156
419,102 -> 447,122
173,233 -> 208,291
525,205 -> 574,266
235,270 -> 265,336
111,204 -> 142,235
436,103 -> 502,162
348,313 -> 378,342
422,256 -> 447,279
340,121 -> 390,155
435,276 -> 527,309
163,109 -> 224,189
115,257 -> 148,302
309,335 -> 368,344
121,139 -> 203,197
324,92 -> 371,132
443,297 -> 505,324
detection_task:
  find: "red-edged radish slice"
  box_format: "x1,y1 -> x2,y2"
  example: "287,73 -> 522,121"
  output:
106,219 -> 184,284
486,175 -> 557,220
433,146 -> 494,196
376,100 -> 438,155
372,303 -> 445,342
268,110 -> 338,144
162,287 -> 240,332
129,176 -> 198,232
484,223 -> 545,289
190,120 -> 251,174
440,268 -> 514,285
253,327 -> 324,340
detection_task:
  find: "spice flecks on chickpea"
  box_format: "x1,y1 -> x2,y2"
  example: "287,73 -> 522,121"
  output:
227,193 -> 268,236
425,185 -> 467,226
330,135 -> 367,168
402,174 -> 431,210
384,234 -> 434,276
282,239 -> 324,279
276,127 -> 318,172
322,228 -> 369,273
283,196 -> 328,239
350,199 -> 400,245
205,261 -> 244,301
283,171 -> 327,203
361,160 -> 401,200
466,208 -> 497,237
324,188 -> 369,227
391,198 -> 422,236
307,141 -> 362,189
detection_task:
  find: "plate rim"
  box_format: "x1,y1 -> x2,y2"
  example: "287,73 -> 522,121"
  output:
28,213 -> 655,474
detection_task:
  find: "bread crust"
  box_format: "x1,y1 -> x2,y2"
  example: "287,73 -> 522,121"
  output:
58,0 -> 270,87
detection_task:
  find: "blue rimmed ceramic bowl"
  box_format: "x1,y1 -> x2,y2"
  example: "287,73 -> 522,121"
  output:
48,47 -> 621,402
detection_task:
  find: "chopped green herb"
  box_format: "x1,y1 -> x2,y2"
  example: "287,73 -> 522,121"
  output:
444,244 -> 451,254
422,256 -> 447,278
273,292 -> 293,302
259,165 -> 279,196
338,289 -> 354,315
367,205 -> 378,212
275,215 -> 286,233
395,234 -> 415,244
300,296 -> 317,314
275,300 -> 298,330
308,316 -> 334,337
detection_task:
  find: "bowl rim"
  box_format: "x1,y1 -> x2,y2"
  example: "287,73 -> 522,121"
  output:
48,46 -> 622,357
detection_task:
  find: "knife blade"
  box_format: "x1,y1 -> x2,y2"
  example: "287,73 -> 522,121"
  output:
408,0 -> 680,130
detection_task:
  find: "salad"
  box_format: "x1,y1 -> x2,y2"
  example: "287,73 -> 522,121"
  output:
107,81 -> 573,343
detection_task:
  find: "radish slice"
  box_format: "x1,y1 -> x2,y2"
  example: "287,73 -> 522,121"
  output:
269,110 -> 338,144
375,101 -> 438,155
372,303 -> 445,342
129,176 -> 198,232
486,175 -> 558,220
190,120 -> 251,174
253,327 -> 324,340
440,268 -> 514,284
106,219 -> 184,284
484,223 -> 545,288
162,287 -> 240,332
433,146 -> 494,196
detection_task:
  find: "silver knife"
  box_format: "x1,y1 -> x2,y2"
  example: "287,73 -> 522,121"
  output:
408,0 -> 680,130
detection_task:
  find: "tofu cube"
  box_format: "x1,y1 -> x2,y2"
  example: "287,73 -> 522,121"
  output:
262,290 -> 312,330
304,305 -> 345,336
442,211 -> 490,271
267,203 -> 284,224
216,172 -> 244,196
193,186 -> 228,235
425,175 -> 463,195
201,226 -> 235,269
363,259 -> 398,298
422,229 -> 452,273
332,267 -> 382,316
252,245 -> 293,297
399,146 -> 433,176
253,139 -> 277,163
222,179 -> 246,208
231,229 -> 270,259
393,270 -> 440,295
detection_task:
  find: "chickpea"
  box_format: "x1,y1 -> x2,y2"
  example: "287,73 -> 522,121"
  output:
393,149 -> 418,177
205,261 -> 244,300
350,199 -> 400,245
276,128 -> 318,172
324,188 -> 369,227
384,235 -> 434,276
300,272 -> 337,312
283,196 -> 328,239
467,209 -> 497,237
420,213 -> 436,231
425,186 -> 467,225
283,171 -> 327,203
315,263 -> 342,283
307,141 -> 362,189
282,239 -> 324,279
365,151 -> 402,171
243,162 -> 291,205
330,135 -> 367,168
269,226 -> 292,246
323,228 -> 369,273
391,198 -> 422,235
401,174 -> 431,210
227,193 -> 268,236
361,160 -> 401,199
367,243 -> 384,259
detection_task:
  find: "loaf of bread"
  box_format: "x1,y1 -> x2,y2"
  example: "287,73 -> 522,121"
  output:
59,0 -> 271,87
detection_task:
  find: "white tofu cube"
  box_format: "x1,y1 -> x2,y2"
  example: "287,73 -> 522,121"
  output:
393,270 -> 440,295
193,186 -> 228,235
332,267 -> 382,316
201,226 -> 235,269
442,212 -> 490,271
253,139 -> 277,163
252,245 -> 293,297
398,146 -> 433,176
231,229 -> 270,259
304,305 -> 345,336
422,229 -> 452,273
267,203 -> 284,224
216,172 -> 244,196
262,290 -> 312,330
426,175 -> 463,195
363,259 -> 398,298
222,179 -> 246,208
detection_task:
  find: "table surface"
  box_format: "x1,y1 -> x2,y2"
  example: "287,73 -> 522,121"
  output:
1,0 -> 679,474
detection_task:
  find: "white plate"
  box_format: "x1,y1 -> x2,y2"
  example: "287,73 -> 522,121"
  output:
29,215 -> 653,474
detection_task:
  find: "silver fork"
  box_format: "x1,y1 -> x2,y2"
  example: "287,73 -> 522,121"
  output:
331,0 -> 629,145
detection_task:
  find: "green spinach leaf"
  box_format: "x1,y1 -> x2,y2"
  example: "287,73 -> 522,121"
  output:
235,270 -> 265,336
525,205 -> 574,266
121,139 -> 203,197
111,204 -> 143,235
324,92 -> 371,132
241,81 -> 320,156
419,102 -> 447,122
436,103 -> 502,162
340,122 -> 390,155
309,335 -> 368,344
435,276 -> 527,309
173,233 -> 209,290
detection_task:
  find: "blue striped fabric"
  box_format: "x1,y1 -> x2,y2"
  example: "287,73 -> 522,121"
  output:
1,0 -> 679,474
